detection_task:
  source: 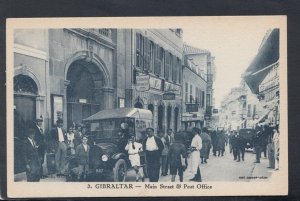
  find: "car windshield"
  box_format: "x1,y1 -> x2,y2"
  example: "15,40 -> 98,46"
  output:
90,118 -> 125,139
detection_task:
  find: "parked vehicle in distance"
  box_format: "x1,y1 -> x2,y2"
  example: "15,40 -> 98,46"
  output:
238,128 -> 256,149
83,108 -> 153,182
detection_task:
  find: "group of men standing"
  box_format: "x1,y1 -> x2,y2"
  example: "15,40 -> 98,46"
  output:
23,118 -> 89,182
143,127 -> 212,182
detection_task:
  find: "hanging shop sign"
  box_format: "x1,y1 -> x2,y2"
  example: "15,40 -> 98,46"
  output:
136,75 -> 150,91
163,92 -> 176,100
149,76 -> 162,90
164,82 -> 181,94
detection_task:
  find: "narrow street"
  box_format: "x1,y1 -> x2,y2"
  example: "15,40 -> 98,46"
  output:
126,146 -> 274,182
14,146 -> 275,183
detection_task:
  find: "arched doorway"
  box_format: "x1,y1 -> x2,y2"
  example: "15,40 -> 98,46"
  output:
174,107 -> 179,132
14,74 -> 38,138
148,104 -> 154,114
14,74 -> 38,173
157,105 -> 164,132
66,60 -> 104,128
167,106 -> 172,130
134,102 -> 143,109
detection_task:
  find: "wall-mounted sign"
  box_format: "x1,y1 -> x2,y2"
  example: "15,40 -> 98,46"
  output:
79,98 -> 87,103
136,75 -> 150,91
118,98 -> 125,108
163,92 -> 176,100
149,76 -> 162,90
165,82 -> 181,94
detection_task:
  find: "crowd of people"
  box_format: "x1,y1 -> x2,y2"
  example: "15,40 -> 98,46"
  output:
22,116 -> 280,182
23,118 -> 89,182
227,124 -> 280,169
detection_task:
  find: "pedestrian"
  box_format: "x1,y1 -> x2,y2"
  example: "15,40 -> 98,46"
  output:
125,135 -> 144,182
159,130 -> 168,176
50,118 -> 68,177
272,126 -> 280,170
211,131 -> 217,156
67,127 -> 75,155
164,128 -> 175,175
168,133 -> 187,182
189,127 -> 202,182
228,131 -> 234,153
142,127 -> 164,182
266,125 -> 275,168
33,117 -> 47,178
262,126 -> 268,158
24,128 -> 41,182
231,131 -> 238,160
216,131 -> 226,156
236,133 -> 246,162
200,127 -> 211,164
75,135 -> 90,181
73,124 -> 83,148
253,126 -> 264,163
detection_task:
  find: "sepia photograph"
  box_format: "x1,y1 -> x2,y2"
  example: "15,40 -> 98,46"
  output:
6,16 -> 288,197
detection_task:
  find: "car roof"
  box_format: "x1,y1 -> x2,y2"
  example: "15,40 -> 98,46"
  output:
83,108 -> 153,121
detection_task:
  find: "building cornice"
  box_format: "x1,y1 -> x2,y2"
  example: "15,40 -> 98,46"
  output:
64,28 -> 116,50
14,43 -> 48,61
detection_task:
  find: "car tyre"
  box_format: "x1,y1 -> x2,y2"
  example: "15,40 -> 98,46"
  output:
113,159 -> 127,182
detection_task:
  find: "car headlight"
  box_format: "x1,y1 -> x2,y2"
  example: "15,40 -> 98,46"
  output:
101,154 -> 108,162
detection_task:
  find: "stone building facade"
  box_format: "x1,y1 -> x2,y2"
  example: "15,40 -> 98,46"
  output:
120,29 -> 184,134
182,44 -> 208,129
14,28 -> 119,133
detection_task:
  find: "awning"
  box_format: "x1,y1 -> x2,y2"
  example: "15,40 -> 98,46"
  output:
83,108 -> 153,121
253,109 -> 271,125
243,29 -> 279,94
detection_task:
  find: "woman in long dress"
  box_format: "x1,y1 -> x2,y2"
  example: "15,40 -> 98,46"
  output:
189,127 -> 202,182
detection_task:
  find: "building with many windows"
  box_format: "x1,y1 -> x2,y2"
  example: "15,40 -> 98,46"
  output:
182,44 -> 214,130
119,29 -> 183,134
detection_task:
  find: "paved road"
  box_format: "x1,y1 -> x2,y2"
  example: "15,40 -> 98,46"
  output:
127,146 -> 273,182
15,146 -> 274,182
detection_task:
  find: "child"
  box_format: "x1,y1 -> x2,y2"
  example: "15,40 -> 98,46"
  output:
75,136 -> 90,181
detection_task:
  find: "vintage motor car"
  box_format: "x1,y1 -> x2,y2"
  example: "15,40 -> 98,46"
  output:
83,108 -> 153,182
238,128 -> 256,149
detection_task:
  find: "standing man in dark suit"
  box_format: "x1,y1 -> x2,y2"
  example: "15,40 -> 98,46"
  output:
143,127 -> 164,182
75,135 -> 90,181
24,128 -> 41,182
50,118 -> 67,176
33,117 -> 47,178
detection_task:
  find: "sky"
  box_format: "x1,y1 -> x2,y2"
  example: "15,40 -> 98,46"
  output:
182,19 -> 272,108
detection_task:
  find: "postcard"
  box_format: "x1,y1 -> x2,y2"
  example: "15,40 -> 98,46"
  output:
6,16 -> 287,197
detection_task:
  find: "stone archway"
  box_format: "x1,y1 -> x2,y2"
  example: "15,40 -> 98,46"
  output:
65,58 -> 111,128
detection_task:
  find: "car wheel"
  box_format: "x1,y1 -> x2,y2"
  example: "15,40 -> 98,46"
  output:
113,159 -> 127,182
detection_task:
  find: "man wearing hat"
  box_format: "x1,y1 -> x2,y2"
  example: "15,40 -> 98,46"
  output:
142,127 -> 164,182
33,117 -> 47,178
24,128 -> 41,181
50,118 -> 67,176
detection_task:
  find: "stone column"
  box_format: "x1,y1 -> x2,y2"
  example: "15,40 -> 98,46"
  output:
164,104 -> 168,135
63,80 -> 70,130
170,105 -> 175,132
101,87 -> 115,109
